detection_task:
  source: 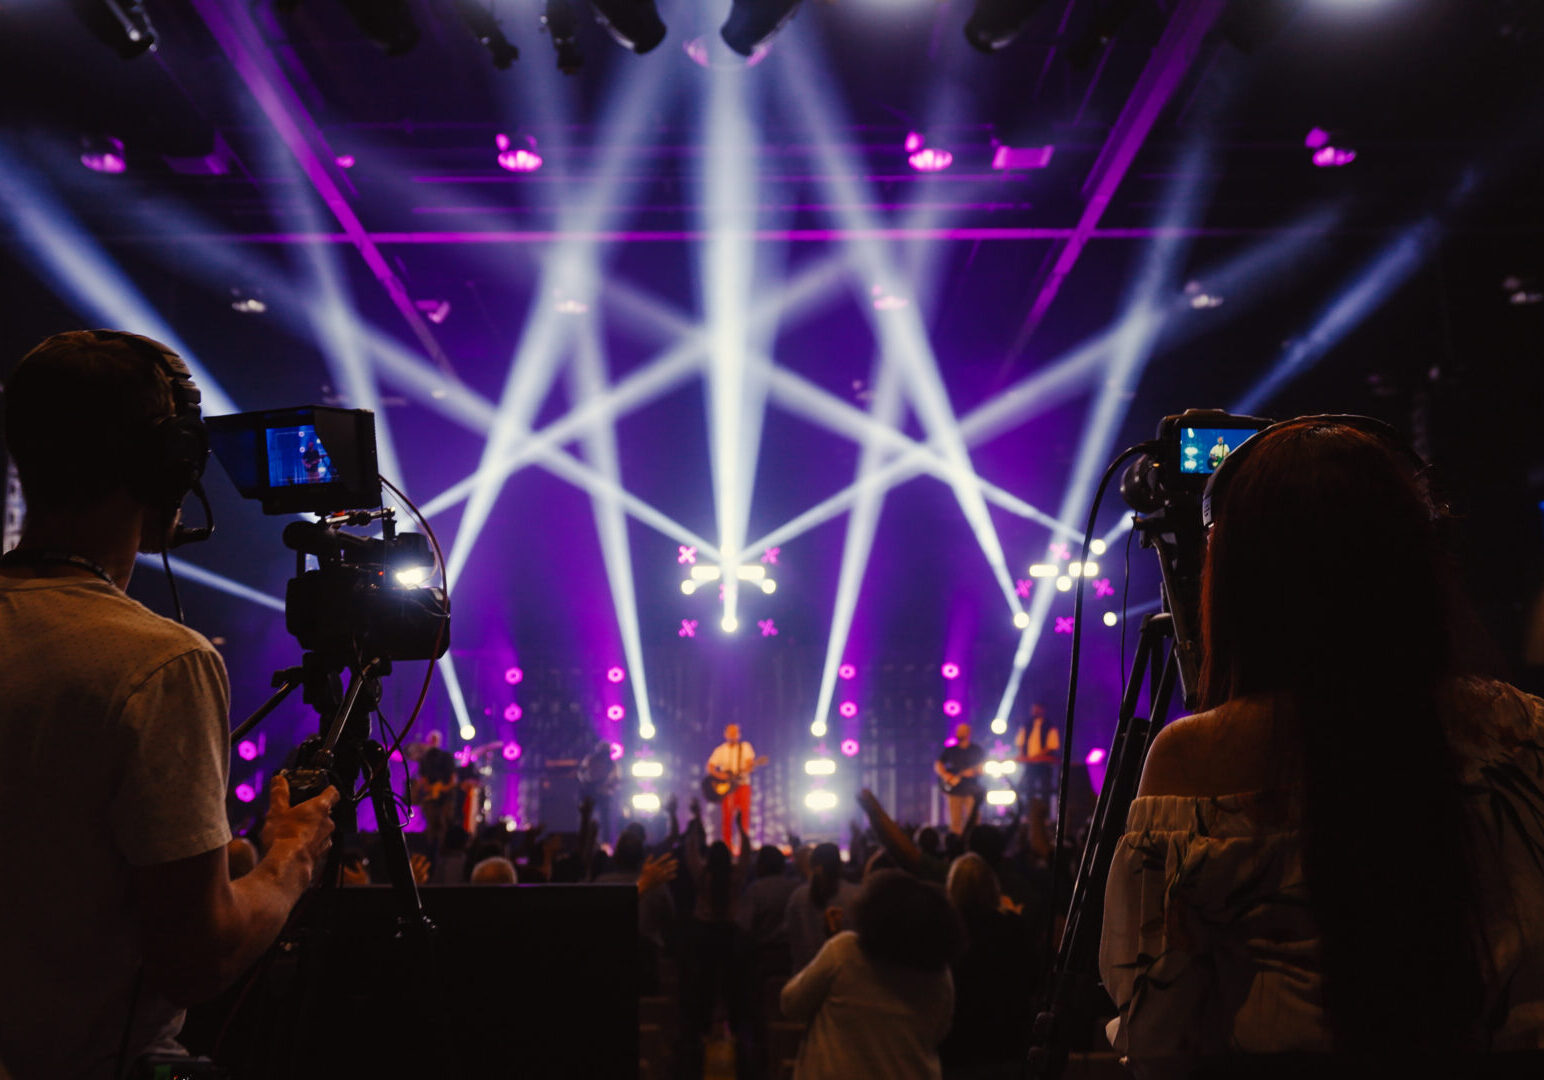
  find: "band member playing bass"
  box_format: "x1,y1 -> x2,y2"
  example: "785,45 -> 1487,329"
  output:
935,722 -> 986,834
706,724 -> 760,852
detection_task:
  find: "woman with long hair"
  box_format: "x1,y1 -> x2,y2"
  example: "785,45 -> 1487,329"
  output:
1099,418 -> 1544,1076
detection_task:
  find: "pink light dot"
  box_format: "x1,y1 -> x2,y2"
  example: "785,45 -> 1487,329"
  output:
237,739 -> 258,761
907,148 -> 953,173
607,704 -> 625,721
606,666 -> 625,683
840,739 -> 859,758
234,783 -> 256,803
943,699 -> 963,717
1304,127 -> 1331,150
941,662 -> 960,680
838,663 -> 856,681
1086,747 -> 1107,766
944,737 -> 958,748
503,742 -> 522,762
609,741 -> 624,761
904,131 -> 924,152
505,667 -> 524,685
838,701 -> 858,719
335,154 -> 356,169
390,749 -> 404,762
498,148 -> 543,173
504,703 -> 522,722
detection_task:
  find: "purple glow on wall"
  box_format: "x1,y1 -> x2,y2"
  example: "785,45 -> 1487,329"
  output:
503,742 -> 522,762
390,749 -> 403,762
838,701 -> 858,719
607,704 -> 626,721
941,662 -> 960,680
504,703 -> 522,722
840,739 -> 860,757
234,783 -> 256,803
943,699 -> 963,717
908,148 -> 953,173
678,545 -> 697,564
609,741 -> 624,761
679,619 -> 698,638
606,666 -> 625,683
838,663 -> 857,681
237,739 -> 259,761
1304,128 -> 1331,150
1312,146 -> 1356,168
992,144 -> 1055,171
505,666 -> 524,685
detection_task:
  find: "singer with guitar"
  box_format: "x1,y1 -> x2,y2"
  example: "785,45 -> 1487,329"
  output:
935,722 -> 987,834
704,724 -> 766,852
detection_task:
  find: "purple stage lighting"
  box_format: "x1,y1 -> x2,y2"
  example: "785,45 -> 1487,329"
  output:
992,145 -> 1055,171
335,154 -> 356,169
1093,578 -> 1115,598
234,783 -> 256,803
941,662 -> 960,680
680,619 -> 698,638
1016,578 -> 1033,598
1086,748 -> 1106,766
494,133 -> 543,173
504,703 -> 523,722
678,545 -> 697,564
1304,128 -> 1331,150
761,547 -> 780,565
1054,617 -> 1076,634
838,663 -> 856,681
759,619 -> 778,637
905,132 -> 925,152
609,741 -> 624,761
237,739 -> 258,761
943,699 -> 963,717
838,701 -> 858,719
607,666 -> 625,683
907,148 -> 953,173
944,737 -> 958,748
840,738 -> 859,757
80,135 -> 126,175
505,666 -> 524,685
503,742 -> 522,762
607,704 -> 626,721
1049,542 -> 1071,562
1312,146 -> 1356,168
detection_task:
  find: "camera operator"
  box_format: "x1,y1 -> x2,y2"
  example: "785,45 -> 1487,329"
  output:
0,331 -> 337,1079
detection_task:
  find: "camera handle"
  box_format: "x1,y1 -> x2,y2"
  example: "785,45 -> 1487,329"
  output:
1026,611 -> 1181,1080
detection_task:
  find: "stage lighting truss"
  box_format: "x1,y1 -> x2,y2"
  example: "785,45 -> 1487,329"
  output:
1022,537 -> 1118,628
679,557 -> 778,633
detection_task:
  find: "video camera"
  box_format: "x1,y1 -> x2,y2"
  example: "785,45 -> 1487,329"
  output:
207,406 -> 449,667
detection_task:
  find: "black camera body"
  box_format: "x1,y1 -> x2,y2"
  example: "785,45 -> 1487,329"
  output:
1120,408 -> 1272,514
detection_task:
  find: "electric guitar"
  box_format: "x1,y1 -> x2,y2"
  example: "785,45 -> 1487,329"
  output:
701,755 -> 769,803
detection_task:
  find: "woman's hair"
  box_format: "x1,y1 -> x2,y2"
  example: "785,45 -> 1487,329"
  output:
754,844 -> 786,879
946,852 -> 1001,925
705,840 -> 733,920
808,842 -> 843,908
1199,418 -> 1485,1053
850,870 -> 962,972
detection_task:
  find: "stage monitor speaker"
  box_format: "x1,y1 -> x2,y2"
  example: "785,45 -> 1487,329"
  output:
185,884 -> 638,1078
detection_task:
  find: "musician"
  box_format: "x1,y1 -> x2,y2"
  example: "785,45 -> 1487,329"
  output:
406,729 -> 458,855
579,739 -> 622,844
706,724 -> 757,850
1014,702 -> 1061,806
935,723 -> 987,834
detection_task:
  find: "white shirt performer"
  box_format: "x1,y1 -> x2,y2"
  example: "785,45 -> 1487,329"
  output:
707,723 -> 758,851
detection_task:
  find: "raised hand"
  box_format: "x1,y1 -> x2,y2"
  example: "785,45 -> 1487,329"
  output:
409,852 -> 432,885
637,852 -> 679,895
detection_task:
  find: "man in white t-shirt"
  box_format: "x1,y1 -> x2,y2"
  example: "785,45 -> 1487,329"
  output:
706,723 -> 758,851
0,331 -> 337,1079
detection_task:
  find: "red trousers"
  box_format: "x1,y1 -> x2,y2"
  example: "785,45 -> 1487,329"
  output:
720,783 -> 751,850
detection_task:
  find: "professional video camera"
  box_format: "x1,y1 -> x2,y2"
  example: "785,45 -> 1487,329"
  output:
207,405 -> 449,668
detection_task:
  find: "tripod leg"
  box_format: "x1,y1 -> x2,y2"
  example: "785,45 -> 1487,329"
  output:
361,739 -> 434,932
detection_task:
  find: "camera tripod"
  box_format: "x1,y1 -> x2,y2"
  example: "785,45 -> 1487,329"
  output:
1026,610 -> 1183,1080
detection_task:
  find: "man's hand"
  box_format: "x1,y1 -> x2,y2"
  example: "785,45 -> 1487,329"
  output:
410,852 -> 432,885
260,774 -> 338,883
856,788 -> 880,813
637,852 -> 678,895
664,793 -> 679,817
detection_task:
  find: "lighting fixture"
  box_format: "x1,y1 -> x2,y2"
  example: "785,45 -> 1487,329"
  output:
453,0 -> 520,68
79,134 -> 126,174
721,0 -> 803,56
590,0 -> 666,53
963,0 -> 1047,53
73,0 -> 158,58
542,0 -> 584,73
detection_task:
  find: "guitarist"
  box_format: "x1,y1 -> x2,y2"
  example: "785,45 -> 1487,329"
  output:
706,724 -> 758,852
406,729 -> 459,857
935,722 -> 986,834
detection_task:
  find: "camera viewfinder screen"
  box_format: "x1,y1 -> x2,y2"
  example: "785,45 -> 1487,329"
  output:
265,424 -> 336,487
1180,427 -> 1257,475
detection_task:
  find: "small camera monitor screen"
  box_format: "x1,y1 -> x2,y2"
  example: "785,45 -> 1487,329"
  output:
1179,426 -> 1257,475
265,424 -> 336,487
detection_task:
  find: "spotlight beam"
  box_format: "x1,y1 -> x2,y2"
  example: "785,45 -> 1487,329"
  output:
1007,0 -> 1226,354
191,0 -> 458,376
135,554 -> 286,612
570,318 -> 656,739
0,144 -> 239,416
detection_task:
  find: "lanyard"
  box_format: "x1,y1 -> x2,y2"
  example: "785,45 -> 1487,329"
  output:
0,548 -> 117,588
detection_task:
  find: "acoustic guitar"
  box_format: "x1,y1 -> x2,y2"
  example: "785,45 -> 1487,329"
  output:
700,755 -> 769,803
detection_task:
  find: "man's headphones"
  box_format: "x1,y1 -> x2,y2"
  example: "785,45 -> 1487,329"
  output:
88,330 -> 213,545
1200,414 -> 1427,531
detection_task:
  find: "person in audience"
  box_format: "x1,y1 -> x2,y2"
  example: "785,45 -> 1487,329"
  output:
596,822 -> 677,993
738,845 -> 800,961
677,802 -> 755,1078
781,869 -> 962,1079
785,842 -> 861,973
470,856 -> 518,884
937,853 -> 1038,1078
1100,417 -> 1544,1076
0,331 -> 338,1079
